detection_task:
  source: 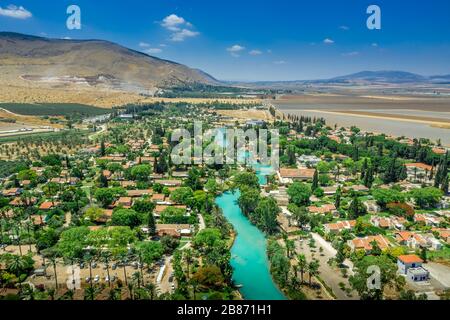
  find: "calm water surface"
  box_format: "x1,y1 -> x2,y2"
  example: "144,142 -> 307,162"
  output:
215,165 -> 286,300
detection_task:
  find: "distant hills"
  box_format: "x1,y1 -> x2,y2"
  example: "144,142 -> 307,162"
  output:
329,71 -> 450,84
233,71 -> 450,88
0,32 -> 218,93
0,32 -> 448,95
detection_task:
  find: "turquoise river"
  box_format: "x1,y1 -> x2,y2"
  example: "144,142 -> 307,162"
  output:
215,164 -> 287,300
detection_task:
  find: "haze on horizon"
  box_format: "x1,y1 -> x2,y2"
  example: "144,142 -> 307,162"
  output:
0,0 -> 449,81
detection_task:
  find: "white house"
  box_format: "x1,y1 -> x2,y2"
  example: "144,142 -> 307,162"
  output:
298,155 -> 321,167
397,255 -> 429,282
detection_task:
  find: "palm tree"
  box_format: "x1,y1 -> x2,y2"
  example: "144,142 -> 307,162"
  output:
297,254 -> 307,284
308,260 -> 320,286
102,251 -> 112,288
286,240 -> 295,259
144,283 -> 156,300
190,279 -> 199,301
48,256 -> 59,290
184,249 -> 193,279
84,253 -> 94,293
6,254 -> 27,275
14,225 -> 22,257
108,287 -> 121,300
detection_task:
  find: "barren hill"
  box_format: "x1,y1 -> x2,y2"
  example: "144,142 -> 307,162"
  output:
0,32 -> 218,100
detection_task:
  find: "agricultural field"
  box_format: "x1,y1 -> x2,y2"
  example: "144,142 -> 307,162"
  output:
0,103 -> 111,117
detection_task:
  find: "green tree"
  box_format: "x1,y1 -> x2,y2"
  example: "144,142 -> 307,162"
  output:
254,197 -> 280,234
287,182 -> 312,206
409,187 -> 443,209
350,255 -> 405,300
111,209 -> 142,228
170,187 -> 194,205
130,165 -> 152,182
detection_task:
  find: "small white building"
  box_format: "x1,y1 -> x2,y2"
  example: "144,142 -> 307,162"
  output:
298,155 -> 321,167
397,255 -> 429,282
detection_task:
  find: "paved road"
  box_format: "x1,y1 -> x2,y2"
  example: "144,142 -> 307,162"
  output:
425,262 -> 450,289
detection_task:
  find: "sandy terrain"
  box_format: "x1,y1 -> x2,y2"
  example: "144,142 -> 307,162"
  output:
308,109 -> 450,128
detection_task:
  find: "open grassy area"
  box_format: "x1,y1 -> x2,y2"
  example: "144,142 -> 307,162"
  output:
428,245 -> 450,263
0,103 -> 111,117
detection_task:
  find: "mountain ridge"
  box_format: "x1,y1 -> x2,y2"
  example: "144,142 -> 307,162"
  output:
0,31 -> 219,93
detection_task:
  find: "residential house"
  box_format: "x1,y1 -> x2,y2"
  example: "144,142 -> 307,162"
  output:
155,180 -> 183,187
322,186 -> 338,196
364,200 -> 381,214
370,216 -> 393,229
397,255 -> 429,282
278,168 -> 316,185
114,197 -> 133,208
324,220 -> 356,234
155,224 -> 192,238
308,204 -> 337,215
348,235 -> 391,252
432,228 -> 450,244
95,209 -> 113,224
39,201 -> 59,211
298,155 -> 321,167
404,163 -> 433,183
414,214 -> 444,227
395,231 -> 428,249
2,188 -> 22,197
127,189 -> 152,198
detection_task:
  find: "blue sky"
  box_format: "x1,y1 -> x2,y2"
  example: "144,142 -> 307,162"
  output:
1,0 -> 449,81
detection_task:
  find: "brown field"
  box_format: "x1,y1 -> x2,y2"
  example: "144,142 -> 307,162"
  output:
276,94 -> 450,112
0,108 -> 63,129
313,110 -> 450,127
0,85 -> 143,108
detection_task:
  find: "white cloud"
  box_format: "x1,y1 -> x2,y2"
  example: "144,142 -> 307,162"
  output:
249,50 -> 262,56
274,60 -> 286,65
0,5 -> 32,19
63,37 -> 72,40
145,48 -> 163,54
159,44 -> 167,47
323,38 -> 335,44
161,14 -> 186,32
161,14 -> 199,42
339,26 -> 350,31
139,42 -> 150,48
342,51 -> 359,57
227,44 -> 245,57
171,29 -> 199,42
